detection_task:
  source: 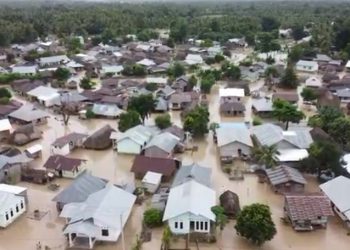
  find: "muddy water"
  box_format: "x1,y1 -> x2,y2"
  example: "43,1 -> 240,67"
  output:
0,81 -> 349,250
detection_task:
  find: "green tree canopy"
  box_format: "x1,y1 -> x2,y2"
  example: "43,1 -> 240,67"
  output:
155,114 -> 172,129
301,87 -> 318,102
235,203 -> 276,246
168,62 -> 185,78
279,66 -> 298,89
211,205 -> 228,230
118,110 -> 141,132
143,208 -> 163,228
252,145 -> 280,169
54,67 -> 71,81
273,99 -> 304,130
128,94 -> 155,123
80,77 -> 94,90
201,74 -> 216,93
308,106 -> 344,133
183,106 -> 210,137
328,117 -> 350,148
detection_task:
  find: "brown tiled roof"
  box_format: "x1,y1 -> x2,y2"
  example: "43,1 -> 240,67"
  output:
273,92 -> 299,102
131,155 -> 177,177
43,155 -> 86,171
220,101 -> 246,112
170,93 -> 192,104
100,95 -> 124,105
285,194 -> 334,221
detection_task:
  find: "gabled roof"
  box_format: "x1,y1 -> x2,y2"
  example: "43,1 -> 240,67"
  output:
27,86 -> 59,100
265,165 -> 306,186
320,176 -> 350,217
92,103 -> 124,117
216,126 -> 253,147
172,163 -> 211,188
252,98 -> 273,112
43,155 -> 86,171
163,180 -> 216,221
116,125 -> 159,146
12,65 -> 38,74
51,132 -> 88,148
39,55 -> 69,64
0,191 -> 24,214
8,105 -> 50,122
155,97 -> 168,111
219,88 -> 245,98
52,171 -> 107,204
144,132 -> 180,153
0,119 -> 12,132
296,60 -> 318,67
131,155 -> 177,177
285,194 -> 333,221
61,185 -> 136,236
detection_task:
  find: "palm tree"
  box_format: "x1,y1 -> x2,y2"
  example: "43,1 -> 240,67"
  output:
252,145 -> 280,169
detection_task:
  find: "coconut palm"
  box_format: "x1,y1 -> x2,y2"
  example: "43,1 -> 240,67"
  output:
252,145 -> 280,169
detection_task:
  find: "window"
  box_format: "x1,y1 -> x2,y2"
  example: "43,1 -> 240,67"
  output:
10,209 -> 13,217
16,205 -> 19,213
196,221 -> 199,230
5,213 -> 9,221
174,222 -> 178,229
200,222 -> 203,230
4,170 -> 8,176
180,222 -> 183,229
101,229 -> 109,236
204,222 -> 208,231
20,202 -> 24,209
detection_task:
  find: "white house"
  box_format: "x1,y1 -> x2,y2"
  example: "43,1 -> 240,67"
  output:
38,55 -> 70,68
219,88 -> 245,102
185,54 -> 203,65
51,133 -> 88,156
111,125 -> 159,154
11,65 -> 38,75
100,65 -> 124,76
0,191 -> 26,228
27,86 -> 60,107
320,176 -> 350,227
142,171 -> 162,193
345,60 -> 350,71
163,180 -> 216,234
296,60 -> 319,73
305,76 -> 322,88
60,185 -> 136,249
137,58 -> 156,67
0,119 -> 12,141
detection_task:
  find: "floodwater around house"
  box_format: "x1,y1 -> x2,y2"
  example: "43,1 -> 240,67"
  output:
0,82 -> 349,250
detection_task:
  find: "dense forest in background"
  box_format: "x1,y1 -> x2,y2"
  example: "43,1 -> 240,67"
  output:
1,1 -> 350,56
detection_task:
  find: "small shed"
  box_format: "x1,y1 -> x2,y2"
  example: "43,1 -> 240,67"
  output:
219,190 -> 241,219
142,171 -> 162,193
24,144 -> 43,158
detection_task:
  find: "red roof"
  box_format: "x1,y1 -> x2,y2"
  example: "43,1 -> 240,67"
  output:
43,155 -> 86,171
131,155 -> 177,177
285,193 -> 334,221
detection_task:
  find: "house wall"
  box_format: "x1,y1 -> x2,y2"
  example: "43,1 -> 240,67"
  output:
274,182 -> 304,193
142,181 -> 160,194
0,130 -> 10,141
0,196 -> 26,228
144,146 -> 169,158
51,144 -> 70,156
62,164 -> 86,179
296,64 -> 318,72
167,213 -> 211,234
0,164 -> 22,184
219,141 -> 252,158
117,139 -> 143,154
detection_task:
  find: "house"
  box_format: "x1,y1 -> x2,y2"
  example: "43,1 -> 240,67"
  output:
322,73 -> 340,84
111,125 -> 159,154
100,65 -> 124,76
172,75 -> 189,91
146,77 -> 168,86
24,144 -> 43,159
143,132 -> 180,158
8,105 -> 49,125
27,86 -> 60,107
284,194 -> 333,231
154,97 -> 168,112
219,88 -> 245,102
142,171 -> 162,193
0,100 -> 22,119
305,76 -> 322,88
265,165 -> 306,194
51,132 -> 88,155
163,180 -> 216,235
252,98 -> 273,117
346,60 -> 350,71
91,103 -> 124,119
317,90 -> 340,109
137,58 -> 156,67
172,163 -> 211,188
11,65 -> 38,76
272,91 -> 299,104
38,55 -> 70,67
83,125 -> 115,150
11,79 -> 42,97
149,62 -> 170,74
131,155 -> 178,181
320,176 -> 350,227
0,151 -> 33,184
185,54 -> 203,65
0,190 -> 26,228
314,54 -> 332,64
43,155 -> 86,179
219,101 -> 245,116
65,61 -> 84,71
52,171 -> 107,211
216,125 -> 253,163
296,60 -> 319,72
60,185 -> 136,249
207,46 -> 222,57
170,93 -> 192,110
163,125 -> 185,142
155,85 -> 176,100
0,119 -> 12,142
9,124 -> 42,146
336,89 -> 350,103
0,184 -> 27,202
240,67 -> 260,82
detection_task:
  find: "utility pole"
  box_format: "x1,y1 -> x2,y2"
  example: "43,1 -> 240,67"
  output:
120,213 -> 125,250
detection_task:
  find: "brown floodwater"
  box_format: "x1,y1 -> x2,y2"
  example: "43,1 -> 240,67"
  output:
0,81 -> 349,250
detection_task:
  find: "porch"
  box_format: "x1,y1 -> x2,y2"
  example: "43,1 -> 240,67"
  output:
67,234 -> 96,249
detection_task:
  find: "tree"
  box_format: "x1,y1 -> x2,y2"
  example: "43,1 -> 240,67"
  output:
301,87 -> 318,101
53,67 -> 70,81
201,74 -> 215,93
122,64 -> 146,76
155,114 -> 172,129
143,208 -> 163,228
118,111 -> 141,132
273,99 -> 304,130
279,66 -> 298,89
214,54 -> 225,63
328,117 -> 350,148
0,87 -> 12,99
145,82 -> 158,91
183,106 -> 210,137
85,108 -> 95,119
308,106 -> 344,133
211,206 -> 228,230
261,16 -> 280,32
128,94 -> 155,123
170,19 -> 188,43
80,77 -> 94,90
291,25 -> 306,41
67,37 -> 82,53
235,203 -> 276,246
168,62 -> 185,78
256,32 -> 280,52
303,140 -> 343,177
188,75 -> 198,90
162,226 -> 172,250
252,145 -> 280,169
222,62 -> 240,80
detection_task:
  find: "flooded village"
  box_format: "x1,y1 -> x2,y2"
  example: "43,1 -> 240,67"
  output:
1,5 -> 350,250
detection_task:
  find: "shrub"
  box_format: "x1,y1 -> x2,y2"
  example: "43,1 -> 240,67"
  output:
143,208 -> 163,228
253,117 -> 263,126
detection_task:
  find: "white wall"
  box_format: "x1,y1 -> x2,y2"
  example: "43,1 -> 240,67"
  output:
62,164 -> 87,179
117,139 -> 142,154
167,213 -> 211,234
0,196 -> 26,228
51,144 -> 70,156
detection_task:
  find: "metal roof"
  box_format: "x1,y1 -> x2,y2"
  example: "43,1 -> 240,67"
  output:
216,126 -> 253,147
172,163 -> 212,188
266,165 -> 306,186
144,132 -> 180,153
